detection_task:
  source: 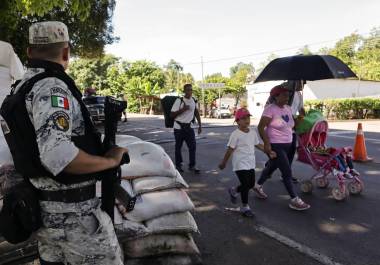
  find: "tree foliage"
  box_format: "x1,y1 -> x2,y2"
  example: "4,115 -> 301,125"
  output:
0,0 -> 118,62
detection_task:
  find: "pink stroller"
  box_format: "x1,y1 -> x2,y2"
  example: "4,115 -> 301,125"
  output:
297,119 -> 364,201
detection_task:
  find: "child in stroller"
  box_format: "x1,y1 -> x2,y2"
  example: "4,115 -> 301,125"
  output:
296,116 -> 364,201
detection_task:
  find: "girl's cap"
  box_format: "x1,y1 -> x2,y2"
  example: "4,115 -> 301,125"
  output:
235,108 -> 251,121
270,85 -> 288,97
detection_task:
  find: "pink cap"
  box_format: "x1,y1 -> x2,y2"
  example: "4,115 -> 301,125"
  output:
235,108 -> 251,121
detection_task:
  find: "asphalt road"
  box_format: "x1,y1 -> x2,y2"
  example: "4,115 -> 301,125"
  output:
119,117 -> 380,265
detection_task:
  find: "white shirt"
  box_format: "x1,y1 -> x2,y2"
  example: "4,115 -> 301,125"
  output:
227,128 -> 260,171
171,97 -> 198,130
291,91 -> 304,116
0,41 -> 24,104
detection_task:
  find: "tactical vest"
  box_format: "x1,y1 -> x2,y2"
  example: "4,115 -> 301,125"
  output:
0,59 -> 103,184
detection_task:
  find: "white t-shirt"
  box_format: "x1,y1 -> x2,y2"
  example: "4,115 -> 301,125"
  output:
171,97 -> 198,130
291,91 -> 303,116
227,128 -> 260,171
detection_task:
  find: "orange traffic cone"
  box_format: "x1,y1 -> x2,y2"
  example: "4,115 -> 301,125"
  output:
353,123 -> 372,162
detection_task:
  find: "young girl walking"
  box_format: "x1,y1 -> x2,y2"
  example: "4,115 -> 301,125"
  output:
219,108 -> 276,217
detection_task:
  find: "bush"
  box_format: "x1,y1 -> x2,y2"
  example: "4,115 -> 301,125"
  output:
304,98 -> 380,120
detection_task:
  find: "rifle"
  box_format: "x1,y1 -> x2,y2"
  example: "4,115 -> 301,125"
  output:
102,96 -> 136,222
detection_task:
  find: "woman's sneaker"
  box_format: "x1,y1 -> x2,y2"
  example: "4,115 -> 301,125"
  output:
240,207 -> 255,218
253,185 -> 268,199
228,187 -> 238,204
289,197 -> 310,211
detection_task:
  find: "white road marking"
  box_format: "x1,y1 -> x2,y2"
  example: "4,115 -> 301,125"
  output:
256,225 -> 345,265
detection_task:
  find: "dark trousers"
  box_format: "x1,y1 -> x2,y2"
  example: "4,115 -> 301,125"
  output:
288,132 -> 297,165
235,169 -> 256,204
258,143 -> 297,198
174,127 -> 196,168
265,133 -> 297,176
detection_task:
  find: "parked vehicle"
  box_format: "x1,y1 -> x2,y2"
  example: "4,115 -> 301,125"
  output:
83,96 -> 106,122
210,106 -> 232,119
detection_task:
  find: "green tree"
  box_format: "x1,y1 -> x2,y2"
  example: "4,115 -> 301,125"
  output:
355,27 -> 380,81
329,33 -> 361,71
0,0 -> 118,62
164,59 -> 184,93
297,45 -> 313,55
228,63 -> 254,106
126,60 -> 165,89
67,54 -> 119,91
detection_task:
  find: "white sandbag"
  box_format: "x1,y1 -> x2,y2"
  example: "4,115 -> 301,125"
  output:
123,189 -> 194,222
145,211 -> 199,235
121,141 -> 176,178
132,170 -> 188,195
116,135 -> 142,146
125,254 -> 202,265
115,219 -> 150,241
0,133 -> 13,166
123,234 -> 200,258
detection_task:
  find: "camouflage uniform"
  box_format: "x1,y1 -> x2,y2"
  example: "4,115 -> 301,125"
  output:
15,21 -> 124,264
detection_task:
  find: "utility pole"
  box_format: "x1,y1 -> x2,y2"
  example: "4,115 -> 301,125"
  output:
201,56 -> 205,117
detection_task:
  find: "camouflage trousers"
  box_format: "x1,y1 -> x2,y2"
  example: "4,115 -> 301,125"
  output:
36,199 -> 124,265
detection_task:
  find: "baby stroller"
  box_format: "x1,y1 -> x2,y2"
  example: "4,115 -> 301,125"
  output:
297,118 -> 364,201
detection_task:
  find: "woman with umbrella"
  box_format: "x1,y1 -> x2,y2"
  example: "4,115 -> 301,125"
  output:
254,85 -> 310,211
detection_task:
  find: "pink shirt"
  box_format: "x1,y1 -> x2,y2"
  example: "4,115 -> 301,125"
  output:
262,104 -> 294,144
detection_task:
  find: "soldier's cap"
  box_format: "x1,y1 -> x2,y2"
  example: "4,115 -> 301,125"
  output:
29,21 -> 70,45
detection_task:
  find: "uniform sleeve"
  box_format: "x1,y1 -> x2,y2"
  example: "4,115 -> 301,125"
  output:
262,105 -> 273,118
31,78 -> 79,176
227,131 -> 238,149
171,98 -> 181,112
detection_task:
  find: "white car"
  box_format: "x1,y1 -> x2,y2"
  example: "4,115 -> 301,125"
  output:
211,106 -> 232,119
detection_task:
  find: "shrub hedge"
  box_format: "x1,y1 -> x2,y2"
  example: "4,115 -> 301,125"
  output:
304,98 -> 380,120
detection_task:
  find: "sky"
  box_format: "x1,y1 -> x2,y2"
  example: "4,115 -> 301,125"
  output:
105,0 -> 380,80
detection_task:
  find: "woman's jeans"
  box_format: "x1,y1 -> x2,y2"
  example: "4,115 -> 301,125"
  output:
258,143 -> 297,198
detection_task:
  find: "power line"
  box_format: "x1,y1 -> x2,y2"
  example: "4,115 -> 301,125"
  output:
183,31 -> 379,66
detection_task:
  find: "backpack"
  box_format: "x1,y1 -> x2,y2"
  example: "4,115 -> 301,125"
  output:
161,96 -> 197,128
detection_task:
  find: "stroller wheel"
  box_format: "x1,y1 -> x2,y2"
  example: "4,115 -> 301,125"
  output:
331,186 -> 348,201
300,180 -> 313,194
316,177 -> 329,189
347,181 -> 363,195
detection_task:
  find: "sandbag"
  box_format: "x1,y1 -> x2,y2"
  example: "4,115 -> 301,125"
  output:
123,189 -> 194,222
115,219 -> 149,241
123,234 -> 200,258
0,134 -> 13,166
121,142 -> 176,178
125,254 -> 203,265
116,135 -> 142,146
145,211 -> 199,235
132,170 -> 188,195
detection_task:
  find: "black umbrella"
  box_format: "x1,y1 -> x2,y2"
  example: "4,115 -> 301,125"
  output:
254,55 -> 357,83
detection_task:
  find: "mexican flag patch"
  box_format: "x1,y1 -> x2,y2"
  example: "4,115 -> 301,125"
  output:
51,95 -> 69,110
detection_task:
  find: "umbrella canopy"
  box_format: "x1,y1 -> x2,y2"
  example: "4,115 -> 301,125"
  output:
254,55 -> 357,83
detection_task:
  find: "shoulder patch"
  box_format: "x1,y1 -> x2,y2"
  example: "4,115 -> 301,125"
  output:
52,111 -> 70,131
51,95 -> 69,110
51,86 -> 69,96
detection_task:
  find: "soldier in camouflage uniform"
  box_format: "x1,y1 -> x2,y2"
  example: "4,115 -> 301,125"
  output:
13,21 -> 126,265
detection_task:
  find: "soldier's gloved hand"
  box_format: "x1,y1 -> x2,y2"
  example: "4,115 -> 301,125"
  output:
105,146 -> 129,168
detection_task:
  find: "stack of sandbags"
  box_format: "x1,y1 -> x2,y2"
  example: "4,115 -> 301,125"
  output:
115,138 -> 202,265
